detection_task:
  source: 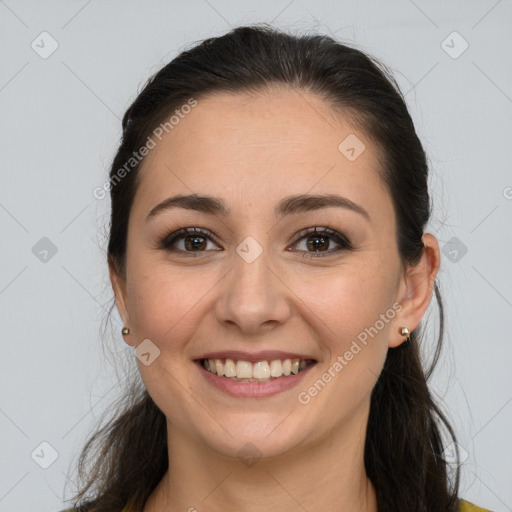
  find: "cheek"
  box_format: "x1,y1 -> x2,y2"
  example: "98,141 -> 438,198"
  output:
126,268 -> 207,416
301,260 -> 396,335
297,261 -> 395,385
127,265 -> 203,352
290,270 -> 394,432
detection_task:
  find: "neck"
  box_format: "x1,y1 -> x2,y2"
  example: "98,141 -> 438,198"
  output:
145,403 -> 378,512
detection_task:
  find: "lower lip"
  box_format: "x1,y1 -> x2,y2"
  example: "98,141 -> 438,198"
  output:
196,360 -> 316,398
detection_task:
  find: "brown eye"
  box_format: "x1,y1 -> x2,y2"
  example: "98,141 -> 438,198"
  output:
291,227 -> 352,258
160,227 -> 221,254
183,235 -> 207,251
305,234 -> 330,252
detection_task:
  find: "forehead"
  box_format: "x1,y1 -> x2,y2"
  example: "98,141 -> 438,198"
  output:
133,88 -> 392,222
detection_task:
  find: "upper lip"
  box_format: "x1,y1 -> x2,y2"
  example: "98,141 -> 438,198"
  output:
196,350 -> 316,363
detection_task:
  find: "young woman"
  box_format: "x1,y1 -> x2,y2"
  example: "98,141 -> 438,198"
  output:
62,25 -> 491,512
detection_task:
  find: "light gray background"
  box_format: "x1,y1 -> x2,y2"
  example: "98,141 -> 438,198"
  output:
1,1 -> 511,511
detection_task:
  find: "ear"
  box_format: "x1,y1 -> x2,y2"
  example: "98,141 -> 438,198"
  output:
108,262 -> 134,347
389,233 -> 441,348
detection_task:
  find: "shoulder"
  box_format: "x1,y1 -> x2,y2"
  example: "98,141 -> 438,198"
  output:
458,498 -> 493,511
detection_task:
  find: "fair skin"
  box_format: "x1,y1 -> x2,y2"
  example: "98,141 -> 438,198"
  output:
110,87 -> 440,512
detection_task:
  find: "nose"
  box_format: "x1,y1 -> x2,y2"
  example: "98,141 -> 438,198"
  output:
215,244 -> 292,335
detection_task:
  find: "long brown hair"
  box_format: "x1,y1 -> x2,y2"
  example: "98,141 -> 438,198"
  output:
66,24 -> 460,512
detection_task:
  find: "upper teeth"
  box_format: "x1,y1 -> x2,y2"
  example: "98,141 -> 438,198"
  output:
203,358 -> 310,380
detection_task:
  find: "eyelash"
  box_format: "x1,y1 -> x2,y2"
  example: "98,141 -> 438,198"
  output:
158,226 -> 353,259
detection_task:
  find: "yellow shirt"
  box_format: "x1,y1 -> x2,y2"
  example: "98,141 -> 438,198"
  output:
458,499 -> 492,511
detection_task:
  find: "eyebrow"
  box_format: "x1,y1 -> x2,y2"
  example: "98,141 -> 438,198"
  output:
146,193 -> 370,222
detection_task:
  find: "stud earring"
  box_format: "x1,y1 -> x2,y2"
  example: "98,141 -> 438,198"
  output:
121,327 -> 130,335
399,326 -> 410,341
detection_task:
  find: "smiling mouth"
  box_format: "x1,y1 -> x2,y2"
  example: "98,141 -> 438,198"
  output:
199,357 -> 316,382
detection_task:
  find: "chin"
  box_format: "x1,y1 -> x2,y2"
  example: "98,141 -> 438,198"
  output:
195,412 -> 312,462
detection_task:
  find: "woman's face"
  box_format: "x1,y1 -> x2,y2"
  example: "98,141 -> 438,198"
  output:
111,87 -> 425,459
